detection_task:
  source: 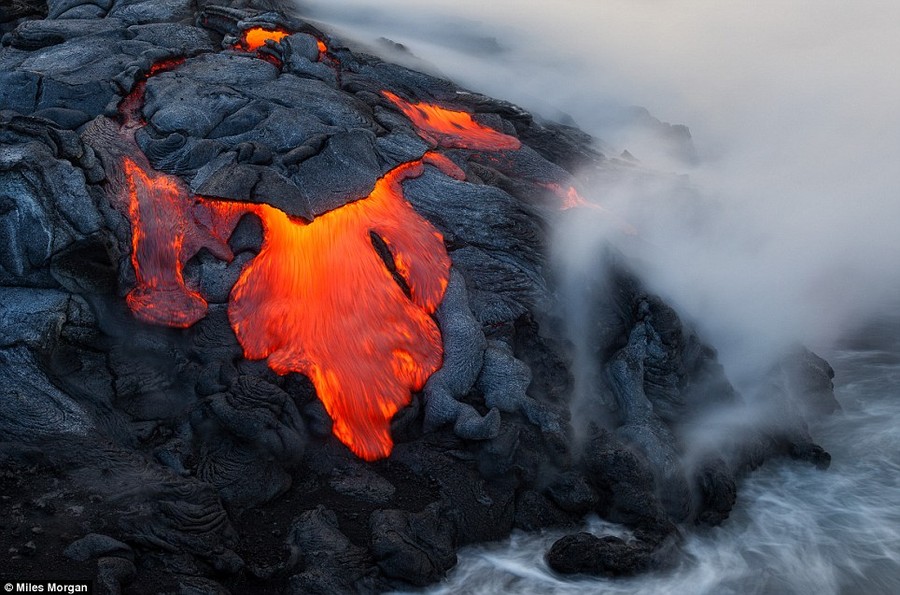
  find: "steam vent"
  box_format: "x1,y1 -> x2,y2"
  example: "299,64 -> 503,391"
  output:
0,1 -> 836,592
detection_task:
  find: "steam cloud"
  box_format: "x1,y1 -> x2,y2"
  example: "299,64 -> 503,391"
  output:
304,0 -> 900,388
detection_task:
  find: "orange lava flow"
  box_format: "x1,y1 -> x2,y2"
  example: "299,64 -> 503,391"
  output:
121,157 -> 233,327
240,27 -> 289,51
119,146 -> 462,460
382,91 -> 521,151
224,152 -> 462,460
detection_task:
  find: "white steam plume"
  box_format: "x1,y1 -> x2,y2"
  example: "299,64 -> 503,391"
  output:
303,0 -> 900,386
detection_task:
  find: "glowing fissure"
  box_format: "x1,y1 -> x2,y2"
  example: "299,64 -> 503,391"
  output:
560,185 -> 591,210
112,49 -> 521,460
382,91 -> 521,151
118,58 -> 185,129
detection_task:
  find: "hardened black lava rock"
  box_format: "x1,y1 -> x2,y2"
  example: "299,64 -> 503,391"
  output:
0,0 -> 836,591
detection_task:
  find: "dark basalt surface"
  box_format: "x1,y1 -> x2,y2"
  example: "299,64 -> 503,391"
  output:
1,1 -> 835,592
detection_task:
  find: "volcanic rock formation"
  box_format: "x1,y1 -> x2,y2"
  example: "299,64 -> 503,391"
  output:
0,0 -> 835,592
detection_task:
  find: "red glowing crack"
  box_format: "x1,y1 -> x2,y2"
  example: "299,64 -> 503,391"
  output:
541,182 -> 638,235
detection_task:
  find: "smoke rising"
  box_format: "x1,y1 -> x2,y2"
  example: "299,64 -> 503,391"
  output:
303,0 -> 900,386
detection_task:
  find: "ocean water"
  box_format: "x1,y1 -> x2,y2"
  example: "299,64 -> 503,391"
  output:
417,319 -> 900,595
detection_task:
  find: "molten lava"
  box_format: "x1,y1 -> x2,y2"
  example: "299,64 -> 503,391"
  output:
240,27 -> 289,51
382,91 -> 521,151
224,152 -> 463,460
119,144 -> 462,459
121,158 -> 231,327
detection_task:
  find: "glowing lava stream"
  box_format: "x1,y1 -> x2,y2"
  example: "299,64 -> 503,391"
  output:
540,182 -> 638,235
216,153 -> 463,461
122,157 -> 232,327
558,185 -> 591,210
382,91 -> 521,151
119,147 -> 463,460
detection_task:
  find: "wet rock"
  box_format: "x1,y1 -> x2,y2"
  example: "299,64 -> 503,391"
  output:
607,317 -> 691,521
583,428 -> 673,537
781,347 -> 841,418
547,532 -> 658,577
789,441 -> 832,470
546,471 -> 599,515
514,490 -> 574,531
694,458 -> 737,526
